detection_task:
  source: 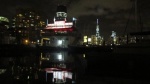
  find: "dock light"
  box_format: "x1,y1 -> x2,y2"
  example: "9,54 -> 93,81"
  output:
58,54 -> 62,60
58,40 -> 62,45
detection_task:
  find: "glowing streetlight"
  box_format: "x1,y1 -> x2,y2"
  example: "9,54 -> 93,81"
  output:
25,39 -> 29,45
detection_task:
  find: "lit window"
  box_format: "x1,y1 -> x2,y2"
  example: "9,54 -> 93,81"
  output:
19,30 -> 21,33
31,24 -> 34,26
19,14 -> 22,17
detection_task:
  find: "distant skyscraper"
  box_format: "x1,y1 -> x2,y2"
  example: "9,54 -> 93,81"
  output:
96,19 -> 100,38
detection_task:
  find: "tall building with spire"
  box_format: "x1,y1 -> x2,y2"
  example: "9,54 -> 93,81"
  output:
83,19 -> 104,46
96,19 -> 104,45
96,19 -> 100,38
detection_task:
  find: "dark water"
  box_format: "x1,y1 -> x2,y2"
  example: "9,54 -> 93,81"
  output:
1,47 -> 150,84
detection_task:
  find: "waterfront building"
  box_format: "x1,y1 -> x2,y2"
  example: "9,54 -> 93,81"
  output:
12,8 -> 45,28
96,19 -> 100,38
95,19 -> 104,45
11,8 -> 46,45
40,5 -> 78,48
39,5 -> 79,83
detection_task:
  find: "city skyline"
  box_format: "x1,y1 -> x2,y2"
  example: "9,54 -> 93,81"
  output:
0,0 -> 150,39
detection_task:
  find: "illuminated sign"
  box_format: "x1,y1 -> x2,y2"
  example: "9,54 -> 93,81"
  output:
46,20 -> 73,29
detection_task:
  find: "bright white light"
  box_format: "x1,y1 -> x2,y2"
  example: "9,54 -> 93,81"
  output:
55,21 -> 65,25
58,40 -> 62,45
58,54 -> 62,60
72,17 -> 77,21
37,40 -> 39,43
88,38 -> 91,42
58,71 -> 63,79
83,54 -> 85,58
27,76 -> 29,79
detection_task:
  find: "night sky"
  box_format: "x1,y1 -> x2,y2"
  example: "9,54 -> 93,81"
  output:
0,0 -> 150,39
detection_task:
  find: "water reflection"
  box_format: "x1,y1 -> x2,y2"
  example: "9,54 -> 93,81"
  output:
1,49 -> 150,84
40,51 -> 75,83
0,51 -> 87,84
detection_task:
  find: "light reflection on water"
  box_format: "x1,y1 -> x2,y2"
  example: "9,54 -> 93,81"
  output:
1,50 -> 150,84
0,51 -> 87,84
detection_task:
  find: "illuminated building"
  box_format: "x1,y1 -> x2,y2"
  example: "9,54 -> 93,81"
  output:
82,19 -> 104,46
11,8 -> 46,44
12,8 -> 45,28
41,5 -> 77,47
45,5 -> 74,32
0,16 -> 10,44
110,31 -> 120,45
82,36 -> 87,45
96,19 -> 100,38
95,19 -> 104,45
39,5 -> 79,82
91,35 -> 98,45
39,52 -> 74,83
83,19 -> 104,46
